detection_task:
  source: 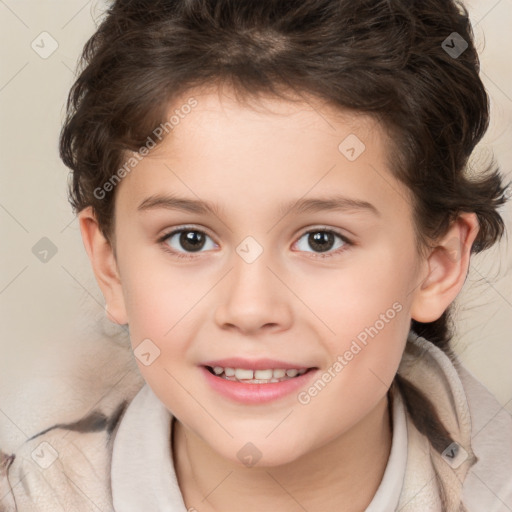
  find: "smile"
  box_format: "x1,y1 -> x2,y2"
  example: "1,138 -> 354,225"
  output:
201,364 -> 318,404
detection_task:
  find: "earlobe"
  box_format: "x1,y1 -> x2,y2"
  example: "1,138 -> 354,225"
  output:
78,206 -> 128,325
410,213 -> 479,323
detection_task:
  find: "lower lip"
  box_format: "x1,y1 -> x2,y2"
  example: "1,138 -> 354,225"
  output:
200,366 -> 318,404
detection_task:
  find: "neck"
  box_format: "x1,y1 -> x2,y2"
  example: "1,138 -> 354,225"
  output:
172,393 -> 392,512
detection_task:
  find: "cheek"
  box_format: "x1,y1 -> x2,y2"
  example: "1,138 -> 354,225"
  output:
294,246 -> 415,408
120,252 -> 208,339
295,274 -> 411,444
302,246 -> 416,347
120,264 -> 207,410
118,255 -> 219,398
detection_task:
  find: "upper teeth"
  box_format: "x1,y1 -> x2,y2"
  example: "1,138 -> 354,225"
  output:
212,367 -> 307,380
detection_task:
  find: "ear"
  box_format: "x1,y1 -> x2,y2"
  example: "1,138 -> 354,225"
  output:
410,212 -> 479,323
78,206 -> 128,325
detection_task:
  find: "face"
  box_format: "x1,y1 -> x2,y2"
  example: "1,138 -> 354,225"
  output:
109,86 -> 424,466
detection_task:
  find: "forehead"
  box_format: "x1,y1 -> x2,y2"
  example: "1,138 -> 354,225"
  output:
113,85 -> 412,223
165,84 -> 379,151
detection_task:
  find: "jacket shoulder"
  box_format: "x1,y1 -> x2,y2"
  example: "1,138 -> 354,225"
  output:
456,363 -> 512,510
0,397 -> 132,512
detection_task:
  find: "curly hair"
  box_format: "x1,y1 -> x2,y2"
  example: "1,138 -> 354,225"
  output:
60,0 -> 509,356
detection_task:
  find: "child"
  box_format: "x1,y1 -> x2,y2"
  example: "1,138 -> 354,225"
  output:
2,0 -> 511,510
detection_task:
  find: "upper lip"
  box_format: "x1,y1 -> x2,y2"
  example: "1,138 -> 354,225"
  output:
201,358 -> 314,371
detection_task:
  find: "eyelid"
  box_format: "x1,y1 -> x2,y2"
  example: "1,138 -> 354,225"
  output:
296,225 -> 352,242
157,224 -> 218,244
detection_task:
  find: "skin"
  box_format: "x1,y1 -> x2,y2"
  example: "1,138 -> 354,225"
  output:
79,85 -> 479,511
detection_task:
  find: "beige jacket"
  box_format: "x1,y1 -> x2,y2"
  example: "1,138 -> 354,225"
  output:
1,333 -> 511,511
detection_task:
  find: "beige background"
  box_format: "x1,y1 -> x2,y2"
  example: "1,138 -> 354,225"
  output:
0,0 -> 511,452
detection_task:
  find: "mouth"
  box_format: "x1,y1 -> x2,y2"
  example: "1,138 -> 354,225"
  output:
204,365 -> 314,384
200,358 -> 319,403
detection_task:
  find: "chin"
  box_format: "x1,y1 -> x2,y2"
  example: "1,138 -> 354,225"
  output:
213,434 -> 310,469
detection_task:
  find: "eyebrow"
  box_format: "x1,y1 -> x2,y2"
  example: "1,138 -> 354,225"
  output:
137,193 -> 380,217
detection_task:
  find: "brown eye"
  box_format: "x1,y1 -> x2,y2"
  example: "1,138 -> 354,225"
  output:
307,231 -> 336,252
294,229 -> 350,257
161,228 -> 217,255
178,230 -> 206,252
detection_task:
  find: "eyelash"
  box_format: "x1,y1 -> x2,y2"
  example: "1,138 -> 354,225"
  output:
157,226 -> 353,260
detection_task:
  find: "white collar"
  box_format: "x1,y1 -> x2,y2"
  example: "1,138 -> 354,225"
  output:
111,382 -> 407,511
111,384 -> 187,511
365,387 -> 408,511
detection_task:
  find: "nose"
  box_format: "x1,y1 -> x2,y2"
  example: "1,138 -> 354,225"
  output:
213,251 -> 293,336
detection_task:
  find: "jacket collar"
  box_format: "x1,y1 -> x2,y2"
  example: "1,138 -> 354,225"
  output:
395,331 -> 477,511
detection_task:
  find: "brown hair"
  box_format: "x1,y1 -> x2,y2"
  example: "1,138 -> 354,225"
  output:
60,0 -> 509,355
